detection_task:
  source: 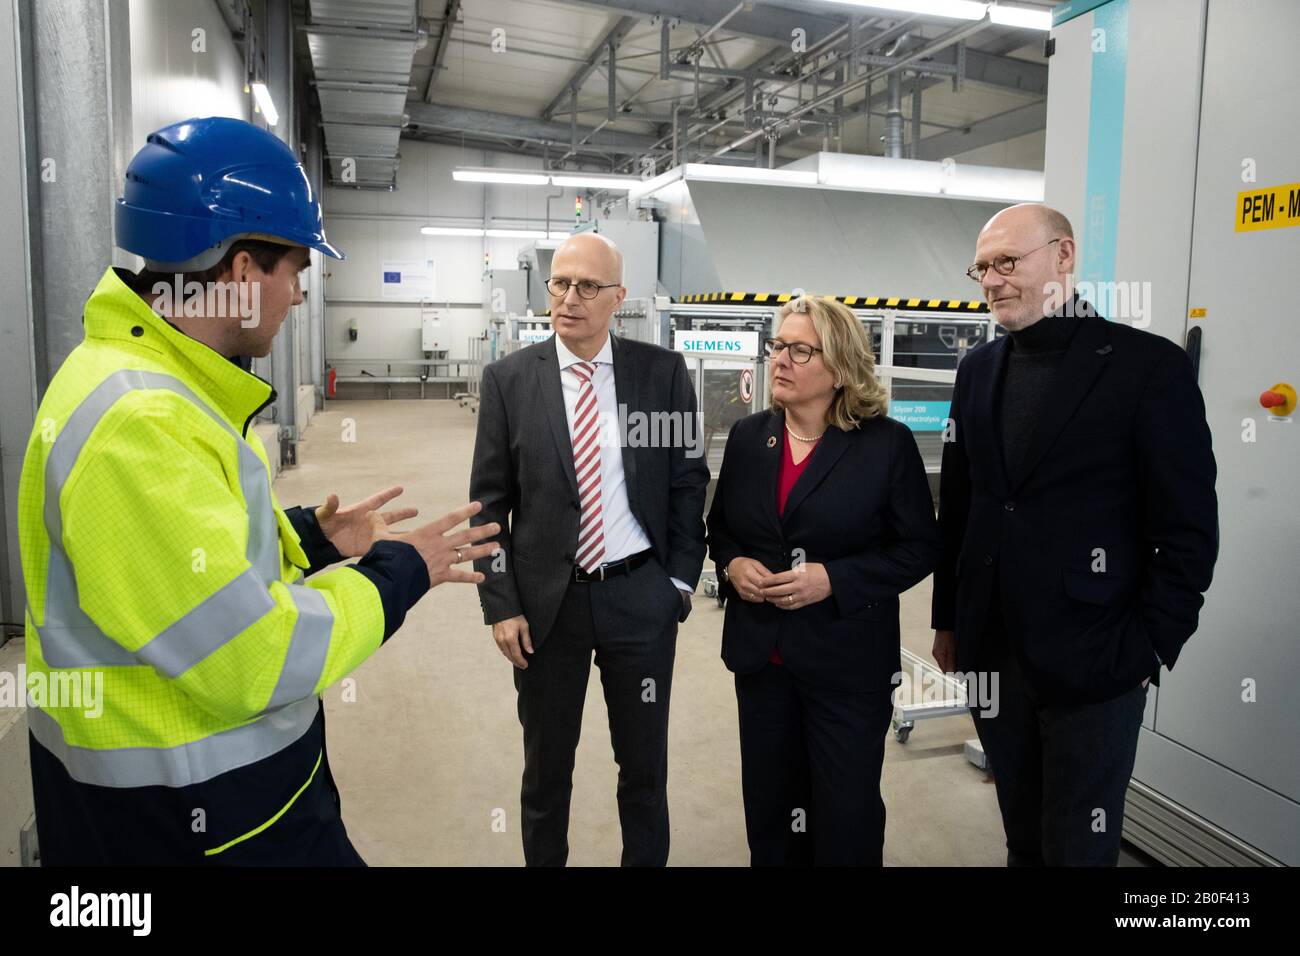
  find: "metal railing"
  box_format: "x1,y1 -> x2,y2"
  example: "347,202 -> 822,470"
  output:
456,337 -> 486,410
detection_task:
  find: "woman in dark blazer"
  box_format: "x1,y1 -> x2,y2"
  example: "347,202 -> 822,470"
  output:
707,295 -> 938,866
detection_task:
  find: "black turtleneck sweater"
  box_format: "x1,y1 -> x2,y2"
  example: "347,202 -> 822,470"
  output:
997,308 -> 1083,485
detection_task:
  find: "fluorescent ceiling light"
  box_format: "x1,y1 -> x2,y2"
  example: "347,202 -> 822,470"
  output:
549,173 -> 642,190
988,2 -> 1052,29
250,82 -> 279,126
453,168 -> 550,185
683,164 -> 819,187
453,167 -> 644,190
821,0 -> 989,21
422,226 -> 573,240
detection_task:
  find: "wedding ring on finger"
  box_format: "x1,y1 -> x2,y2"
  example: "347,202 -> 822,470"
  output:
455,548 -> 464,563
786,595 -> 793,606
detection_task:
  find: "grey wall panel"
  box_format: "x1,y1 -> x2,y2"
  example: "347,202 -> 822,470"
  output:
1042,10 -> 1092,239
127,0 -> 249,152
0,0 -> 40,635
1134,728 -> 1297,865
686,181 -> 1004,298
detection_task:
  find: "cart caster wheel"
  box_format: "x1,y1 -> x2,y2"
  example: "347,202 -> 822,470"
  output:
894,725 -> 911,744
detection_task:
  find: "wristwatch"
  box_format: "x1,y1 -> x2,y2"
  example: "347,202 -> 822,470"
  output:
718,562 -> 731,587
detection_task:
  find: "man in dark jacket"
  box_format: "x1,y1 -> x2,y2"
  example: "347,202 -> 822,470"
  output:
932,203 -> 1218,865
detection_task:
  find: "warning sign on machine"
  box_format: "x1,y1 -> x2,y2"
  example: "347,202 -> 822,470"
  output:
1235,182 -> 1300,232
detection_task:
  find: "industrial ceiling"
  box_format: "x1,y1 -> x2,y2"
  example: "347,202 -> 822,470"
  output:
297,0 -> 1055,188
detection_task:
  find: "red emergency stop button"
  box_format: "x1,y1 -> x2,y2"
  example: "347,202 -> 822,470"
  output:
1260,382 -> 1296,416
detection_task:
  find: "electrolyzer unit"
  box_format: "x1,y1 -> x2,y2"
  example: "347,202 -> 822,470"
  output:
1046,0 -> 1299,865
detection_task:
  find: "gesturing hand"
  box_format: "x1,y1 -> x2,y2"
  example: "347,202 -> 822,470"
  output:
761,563 -> 832,611
374,500 -> 501,587
316,485 -> 419,558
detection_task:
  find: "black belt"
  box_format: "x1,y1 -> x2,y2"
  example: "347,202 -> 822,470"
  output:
572,549 -> 653,582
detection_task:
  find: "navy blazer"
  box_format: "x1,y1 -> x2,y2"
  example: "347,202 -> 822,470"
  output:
931,302 -> 1219,704
707,408 -> 938,692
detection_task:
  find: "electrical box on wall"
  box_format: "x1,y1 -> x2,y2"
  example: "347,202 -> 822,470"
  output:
421,313 -> 446,355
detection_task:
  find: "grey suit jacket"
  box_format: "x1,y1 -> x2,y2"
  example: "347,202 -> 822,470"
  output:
469,332 -> 710,646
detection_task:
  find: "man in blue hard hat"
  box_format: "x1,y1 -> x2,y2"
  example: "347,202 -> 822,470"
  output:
19,116 -> 500,865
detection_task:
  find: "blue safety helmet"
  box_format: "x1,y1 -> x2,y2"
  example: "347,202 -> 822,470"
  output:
115,116 -> 343,271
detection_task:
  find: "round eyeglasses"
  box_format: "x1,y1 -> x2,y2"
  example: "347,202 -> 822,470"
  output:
966,238 -> 1061,282
546,277 -> 620,299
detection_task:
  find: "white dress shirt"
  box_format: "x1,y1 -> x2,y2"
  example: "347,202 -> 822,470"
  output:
554,333 -> 690,594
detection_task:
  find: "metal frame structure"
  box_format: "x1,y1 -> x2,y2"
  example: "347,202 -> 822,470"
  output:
399,0 -> 1052,181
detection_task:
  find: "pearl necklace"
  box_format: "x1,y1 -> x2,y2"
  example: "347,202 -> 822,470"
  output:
786,424 -> 825,443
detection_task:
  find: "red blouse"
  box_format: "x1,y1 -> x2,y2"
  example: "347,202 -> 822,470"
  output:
771,428 -> 819,664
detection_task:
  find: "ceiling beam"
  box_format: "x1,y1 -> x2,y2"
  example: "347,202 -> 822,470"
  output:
540,15 -> 641,121
423,0 -> 462,103
913,99 -> 1046,160
401,128 -> 803,169
406,101 -> 664,157
550,0 -> 846,48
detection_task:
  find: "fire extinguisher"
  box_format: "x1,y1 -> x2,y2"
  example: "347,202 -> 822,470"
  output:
327,365 -> 337,398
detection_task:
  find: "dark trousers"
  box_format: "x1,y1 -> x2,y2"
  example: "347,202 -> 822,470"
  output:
513,557 -> 680,866
735,663 -> 895,866
971,627 -> 1147,866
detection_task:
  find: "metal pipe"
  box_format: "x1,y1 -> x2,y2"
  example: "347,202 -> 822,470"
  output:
680,1 -> 748,63
884,73 -> 903,158
607,40 -> 617,122
545,186 -> 564,237
910,82 -> 922,159
660,17 -> 671,80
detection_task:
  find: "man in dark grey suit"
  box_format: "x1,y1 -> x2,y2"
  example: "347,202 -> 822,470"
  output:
470,232 -> 709,866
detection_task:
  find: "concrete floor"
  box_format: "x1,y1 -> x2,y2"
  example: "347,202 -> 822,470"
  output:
274,399 -> 1009,866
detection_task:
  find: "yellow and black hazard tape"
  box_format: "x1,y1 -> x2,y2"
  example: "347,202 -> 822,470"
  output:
678,292 -> 988,312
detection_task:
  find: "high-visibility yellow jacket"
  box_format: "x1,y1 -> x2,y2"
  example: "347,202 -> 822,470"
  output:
19,267 -> 428,864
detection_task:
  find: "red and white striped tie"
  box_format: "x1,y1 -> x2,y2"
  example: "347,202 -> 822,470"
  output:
570,361 -> 605,572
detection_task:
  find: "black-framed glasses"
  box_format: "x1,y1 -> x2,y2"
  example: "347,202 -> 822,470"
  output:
546,277 -> 620,299
764,338 -> 823,365
966,238 -> 1061,282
